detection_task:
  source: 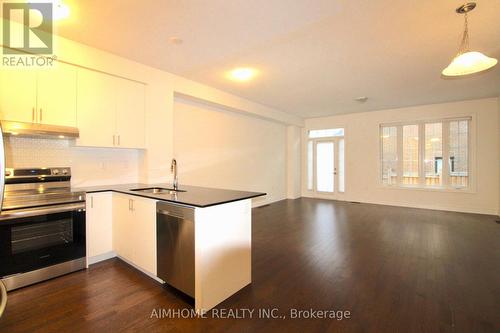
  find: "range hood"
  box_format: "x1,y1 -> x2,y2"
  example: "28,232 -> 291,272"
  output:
1,121 -> 79,139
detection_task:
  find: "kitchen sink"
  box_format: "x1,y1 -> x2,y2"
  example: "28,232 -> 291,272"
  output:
130,187 -> 186,194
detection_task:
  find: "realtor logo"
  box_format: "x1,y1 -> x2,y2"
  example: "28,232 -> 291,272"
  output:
2,2 -> 53,54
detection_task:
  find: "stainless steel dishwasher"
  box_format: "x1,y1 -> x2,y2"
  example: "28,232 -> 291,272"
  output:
156,202 -> 195,297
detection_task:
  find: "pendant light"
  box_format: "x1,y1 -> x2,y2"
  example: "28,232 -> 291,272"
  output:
442,2 -> 497,77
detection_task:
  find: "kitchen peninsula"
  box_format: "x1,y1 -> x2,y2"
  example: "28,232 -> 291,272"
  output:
81,183 -> 265,311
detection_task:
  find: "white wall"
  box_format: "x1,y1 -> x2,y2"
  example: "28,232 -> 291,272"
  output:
5,136 -> 141,187
173,97 -> 287,206
1,28 -> 300,189
303,98 -> 500,215
286,126 -> 302,199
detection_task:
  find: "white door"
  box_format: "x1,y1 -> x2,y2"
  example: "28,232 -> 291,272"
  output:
131,197 -> 157,275
86,193 -> 113,260
37,63 -> 78,127
313,137 -> 345,198
112,194 -> 134,262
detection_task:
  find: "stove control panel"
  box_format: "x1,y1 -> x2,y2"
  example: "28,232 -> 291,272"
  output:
5,167 -> 71,178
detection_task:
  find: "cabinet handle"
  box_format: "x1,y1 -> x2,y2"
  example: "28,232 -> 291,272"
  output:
118,135 -> 120,146
128,199 -> 131,211
90,196 -> 93,209
39,108 -> 43,123
32,107 -> 35,122
113,135 -> 116,146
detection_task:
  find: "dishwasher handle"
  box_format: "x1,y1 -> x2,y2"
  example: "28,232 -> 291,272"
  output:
157,203 -> 194,220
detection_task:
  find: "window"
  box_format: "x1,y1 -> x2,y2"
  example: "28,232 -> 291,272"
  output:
381,126 -> 397,185
380,117 -> 471,190
338,138 -> 345,193
402,125 -> 419,185
424,123 -> 443,186
307,141 -> 313,190
308,128 -> 344,138
449,120 -> 469,188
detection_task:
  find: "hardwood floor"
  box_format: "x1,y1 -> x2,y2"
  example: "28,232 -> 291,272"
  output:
1,198 -> 499,332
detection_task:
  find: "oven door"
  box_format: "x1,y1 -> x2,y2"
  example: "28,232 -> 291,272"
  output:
0,203 -> 86,278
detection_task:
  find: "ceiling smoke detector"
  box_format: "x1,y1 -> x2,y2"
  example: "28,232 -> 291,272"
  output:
169,37 -> 183,45
354,96 -> 368,103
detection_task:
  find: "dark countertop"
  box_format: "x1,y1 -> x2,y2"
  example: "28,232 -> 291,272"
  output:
73,183 -> 266,208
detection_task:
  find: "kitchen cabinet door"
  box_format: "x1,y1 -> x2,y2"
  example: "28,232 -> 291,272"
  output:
0,68 -> 37,122
112,194 -> 135,262
76,69 -> 116,147
37,62 -> 77,127
130,196 -> 157,275
115,79 -> 145,149
86,192 -> 113,260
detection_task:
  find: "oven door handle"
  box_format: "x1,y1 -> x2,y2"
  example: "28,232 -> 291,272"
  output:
0,202 -> 86,220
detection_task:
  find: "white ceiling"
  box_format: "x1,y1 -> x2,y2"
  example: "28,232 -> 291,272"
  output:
56,0 -> 500,118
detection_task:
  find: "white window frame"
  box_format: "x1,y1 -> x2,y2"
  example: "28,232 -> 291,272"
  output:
379,116 -> 475,192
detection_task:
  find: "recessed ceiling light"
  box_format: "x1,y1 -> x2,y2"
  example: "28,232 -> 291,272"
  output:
227,68 -> 257,82
53,0 -> 70,21
169,37 -> 183,45
354,96 -> 368,103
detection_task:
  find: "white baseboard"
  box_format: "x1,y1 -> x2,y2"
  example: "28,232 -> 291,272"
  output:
87,251 -> 116,266
116,255 -> 164,284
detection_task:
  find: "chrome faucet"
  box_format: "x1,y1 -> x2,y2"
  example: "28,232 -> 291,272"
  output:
171,158 -> 178,190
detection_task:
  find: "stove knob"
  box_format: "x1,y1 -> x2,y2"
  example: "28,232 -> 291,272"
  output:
52,169 -> 60,175
62,169 -> 68,175
5,170 -> 11,177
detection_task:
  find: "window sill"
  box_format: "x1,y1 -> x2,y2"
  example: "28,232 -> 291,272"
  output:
379,184 -> 475,194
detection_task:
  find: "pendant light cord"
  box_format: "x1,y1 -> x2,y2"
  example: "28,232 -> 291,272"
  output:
459,12 -> 470,54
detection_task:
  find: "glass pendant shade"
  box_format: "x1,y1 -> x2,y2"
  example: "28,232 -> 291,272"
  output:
442,3 -> 497,77
442,51 -> 498,77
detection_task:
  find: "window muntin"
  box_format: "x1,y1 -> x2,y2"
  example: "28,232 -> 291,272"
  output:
380,118 -> 470,190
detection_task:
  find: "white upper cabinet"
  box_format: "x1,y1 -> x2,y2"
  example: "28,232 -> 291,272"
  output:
76,69 -> 146,149
115,79 -> 145,149
0,68 -> 38,123
0,64 -> 77,126
76,69 -> 116,148
37,62 -> 77,127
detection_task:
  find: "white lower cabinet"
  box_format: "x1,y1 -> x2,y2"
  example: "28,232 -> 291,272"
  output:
86,192 -> 113,263
112,193 -> 157,275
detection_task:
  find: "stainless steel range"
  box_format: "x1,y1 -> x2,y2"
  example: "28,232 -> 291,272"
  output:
0,168 -> 86,291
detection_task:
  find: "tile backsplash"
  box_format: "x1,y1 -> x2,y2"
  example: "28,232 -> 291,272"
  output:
5,136 -> 143,187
